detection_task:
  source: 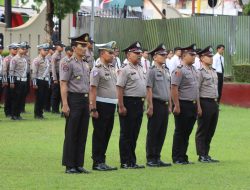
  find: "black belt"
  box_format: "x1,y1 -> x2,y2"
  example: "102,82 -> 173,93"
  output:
179,99 -> 197,104
153,98 -> 169,105
68,92 -> 89,98
124,96 -> 145,101
200,98 -> 218,102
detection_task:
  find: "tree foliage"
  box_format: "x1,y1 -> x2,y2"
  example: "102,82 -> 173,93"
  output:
243,2 -> 250,15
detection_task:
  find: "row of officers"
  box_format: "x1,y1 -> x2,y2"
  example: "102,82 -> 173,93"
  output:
56,33 -> 220,174
0,38 -> 95,120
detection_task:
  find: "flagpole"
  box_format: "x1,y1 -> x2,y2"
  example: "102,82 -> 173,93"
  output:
90,0 -> 95,39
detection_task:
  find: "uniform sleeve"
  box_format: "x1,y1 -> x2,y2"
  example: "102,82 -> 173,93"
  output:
9,58 -> 17,83
171,68 -> 182,86
90,67 -> 100,87
51,54 -> 57,81
116,68 -> 128,88
146,69 -> 154,88
2,57 -> 10,82
60,61 -> 72,81
32,58 -> 39,80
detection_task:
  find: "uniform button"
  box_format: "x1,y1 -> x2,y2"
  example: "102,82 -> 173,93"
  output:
142,98 -> 145,101
85,94 -> 88,97
193,101 -> 196,104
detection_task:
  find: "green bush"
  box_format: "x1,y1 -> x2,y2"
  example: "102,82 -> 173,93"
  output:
233,64 -> 250,83
1,50 -> 10,57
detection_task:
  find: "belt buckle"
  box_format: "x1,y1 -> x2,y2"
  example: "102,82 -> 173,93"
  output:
165,101 -> 168,105
193,100 -> 196,104
215,98 -> 217,102
84,94 -> 88,98
141,98 -> 145,101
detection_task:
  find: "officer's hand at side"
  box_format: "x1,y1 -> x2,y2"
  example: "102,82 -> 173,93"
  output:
91,111 -> 99,119
62,104 -> 70,117
197,106 -> 202,117
168,105 -> 172,114
147,106 -> 153,118
33,85 -> 38,89
119,105 -> 127,116
10,84 -> 15,89
173,105 -> 180,115
54,80 -> 58,84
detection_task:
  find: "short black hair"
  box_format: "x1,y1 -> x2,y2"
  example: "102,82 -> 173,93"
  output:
217,44 -> 225,50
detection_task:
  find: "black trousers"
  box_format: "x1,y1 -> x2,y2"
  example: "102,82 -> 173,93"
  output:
0,79 -> 2,103
217,73 -> 224,103
119,97 -> 144,164
44,74 -> 52,111
62,92 -> 90,168
196,98 -> 219,156
4,80 -> 12,116
20,74 -> 30,112
51,82 -> 61,113
11,81 -> 27,117
92,101 -> 116,164
146,99 -> 169,162
34,79 -> 49,117
172,100 -> 197,162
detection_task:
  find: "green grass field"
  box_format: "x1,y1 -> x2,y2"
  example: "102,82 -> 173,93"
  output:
0,104 -> 250,190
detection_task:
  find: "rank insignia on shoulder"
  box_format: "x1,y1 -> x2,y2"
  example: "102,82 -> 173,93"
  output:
92,70 -> 99,77
95,64 -> 102,68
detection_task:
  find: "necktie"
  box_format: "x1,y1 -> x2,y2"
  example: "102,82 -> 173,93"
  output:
220,56 -> 224,74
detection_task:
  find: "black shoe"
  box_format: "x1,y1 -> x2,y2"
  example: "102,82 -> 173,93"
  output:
120,163 -> 132,169
131,163 -> 145,169
198,156 -> 210,163
173,160 -> 190,165
17,116 -> 24,120
104,164 -> 118,171
35,115 -> 45,120
207,156 -> 220,163
65,167 -> 79,174
146,160 -> 159,167
6,114 -> 11,118
93,163 -> 113,171
157,160 -> 172,167
11,116 -> 18,120
76,167 -> 90,174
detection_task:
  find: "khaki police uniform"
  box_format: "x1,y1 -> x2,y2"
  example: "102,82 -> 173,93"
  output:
32,53 -> 50,118
61,55 -> 90,169
117,56 -> 146,167
51,51 -> 63,113
171,57 -> 199,163
9,54 -> 28,119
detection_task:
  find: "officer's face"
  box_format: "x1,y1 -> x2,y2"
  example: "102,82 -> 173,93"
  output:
40,49 -> 49,57
49,49 -> 54,54
19,48 -> 27,55
102,50 -> 114,63
10,48 -> 18,55
218,47 -> 224,55
183,52 -> 196,65
154,54 -> 166,64
127,52 -> 141,64
114,49 -> 120,57
201,55 -> 213,65
74,44 -> 87,57
66,50 -> 73,57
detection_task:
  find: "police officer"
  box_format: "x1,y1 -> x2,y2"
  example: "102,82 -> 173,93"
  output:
146,44 -> 172,167
51,41 -> 65,114
9,43 -> 29,120
20,41 -> 31,113
43,44 -> 55,112
116,41 -> 146,169
32,43 -> 50,119
61,33 -> 90,174
195,46 -> 219,163
61,46 -> 73,64
89,41 -> 118,171
2,43 -> 19,117
171,44 -> 200,164
85,37 -> 95,70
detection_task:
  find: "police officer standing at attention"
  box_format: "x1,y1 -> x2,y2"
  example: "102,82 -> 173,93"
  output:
32,43 -> 50,119
51,41 -> 65,114
9,43 -> 29,120
195,46 -> 220,163
146,44 -> 172,167
89,41 -> 118,171
61,46 -> 73,65
116,41 -> 146,169
85,37 -> 95,70
171,44 -> 200,164
60,33 -> 90,174
2,43 -> 19,117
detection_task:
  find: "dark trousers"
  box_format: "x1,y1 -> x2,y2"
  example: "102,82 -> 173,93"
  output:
146,99 -> 169,162
119,97 -> 144,164
196,98 -> 219,156
62,92 -> 90,168
20,74 -> 30,112
172,100 -> 197,162
34,79 -> 49,117
92,102 -> 116,164
51,81 -> 61,113
217,73 -> 224,103
4,81 -> 12,116
44,74 -> 52,111
0,79 -> 2,103
11,81 -> 27,117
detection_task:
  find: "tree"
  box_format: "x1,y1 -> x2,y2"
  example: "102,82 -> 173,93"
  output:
22,0 -> 82,38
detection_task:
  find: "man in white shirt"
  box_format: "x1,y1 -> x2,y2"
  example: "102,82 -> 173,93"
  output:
141,49 -> 151,73
113,47 -> 122,71
165,50 -> 173,69
212,44 -> 225,103
169,47 -> 182,75
193,49 -> 202,70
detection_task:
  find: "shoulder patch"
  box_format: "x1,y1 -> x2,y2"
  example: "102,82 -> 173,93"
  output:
95,64 -> 102,68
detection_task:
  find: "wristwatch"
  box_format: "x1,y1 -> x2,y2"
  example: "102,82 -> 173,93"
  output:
90,108 -> 97,112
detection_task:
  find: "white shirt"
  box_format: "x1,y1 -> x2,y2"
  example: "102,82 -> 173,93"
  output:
123,58 -> 129,65
165,58 -> 171,69
113,57 -> 122,70
169,54 -> 181,75
193,56 -> 202,70
212,52 -> 224,73
141,57 -> 151,73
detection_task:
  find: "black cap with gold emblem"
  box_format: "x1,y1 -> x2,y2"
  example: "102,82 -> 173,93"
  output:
181,43 -> 197,55
148,43 -> 168,56
69,33 -> 90,45
122,41 -> 142,53
197,46 -> 214,57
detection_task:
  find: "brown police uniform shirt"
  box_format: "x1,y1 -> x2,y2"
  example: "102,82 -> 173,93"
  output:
46,54 -> 52,73
9,54 -> 28,78
32,55 -> 50,79
171,64 -> 199,101
90,61 -> 117,99
147,64 -> 171,102
52,51 -> 63,81
116,62 -> 146,97
198,66 -> 218,99
60,55 -> 90,93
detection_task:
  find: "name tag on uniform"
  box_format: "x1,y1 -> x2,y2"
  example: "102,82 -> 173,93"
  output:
76,76 -> 81,80
131,72 -> 136,75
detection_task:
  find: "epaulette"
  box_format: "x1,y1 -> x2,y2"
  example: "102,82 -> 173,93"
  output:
177,64 -> 183,69
149,65 -> 156,69
138,63 -> 143,67
121,63 -> 127,68
95,64 -> 102,68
